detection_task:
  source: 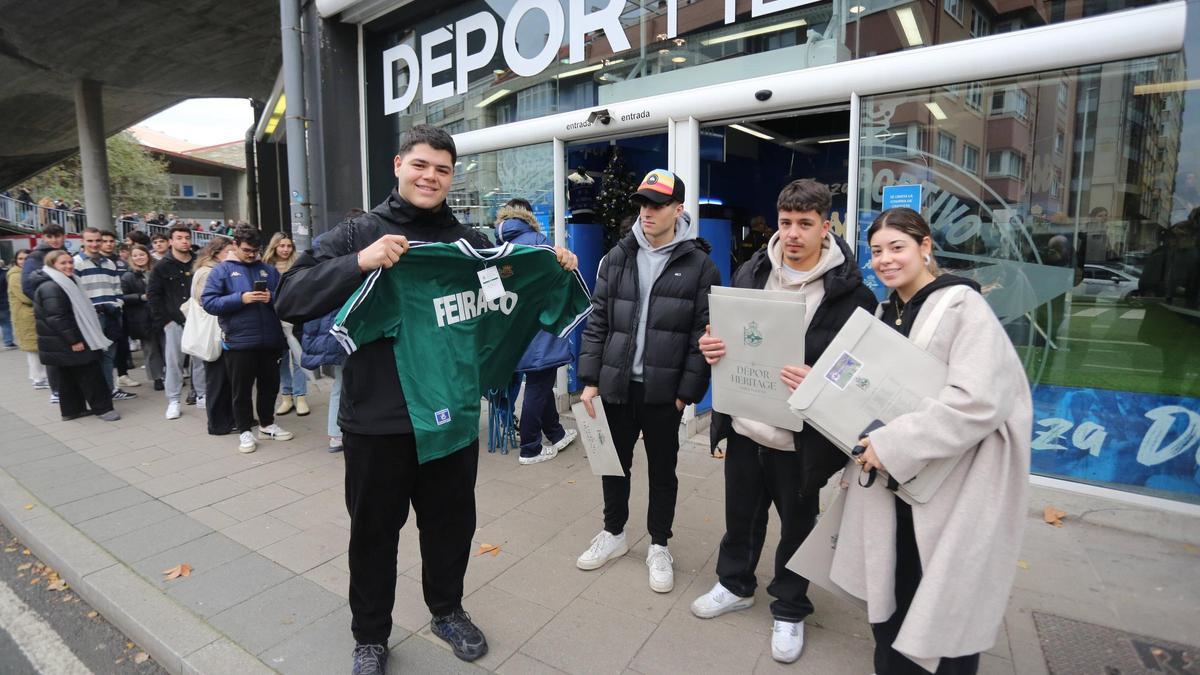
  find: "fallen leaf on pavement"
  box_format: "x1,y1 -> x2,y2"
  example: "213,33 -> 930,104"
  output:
23,504 -> 33,510
22,548 -> 30,555
1043,505 -> 1067,527
46,577 -> 68,592
134,652 -> 149,664
1184,543 -> 1199,554
126,641 -> 134,650
87,611 -> 99,619
566,480 -> 577,485
4,546 -> 16,553
162,563 -> 192,580
1017,560 -> 1029,570
17,563 -> 31,572
474,543 -> 501,557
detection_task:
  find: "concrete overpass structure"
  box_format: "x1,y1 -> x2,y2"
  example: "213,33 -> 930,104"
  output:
0,0 -> 282,226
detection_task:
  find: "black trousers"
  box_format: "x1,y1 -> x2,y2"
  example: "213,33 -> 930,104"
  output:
601,382 -> 685,546
518,368 -> 565,457
57,360 -> 113,418
715,431 -> 819,622
46,364 -> 61,393
223,348 -> 281,433
872,498 -> 980,675
203,355 -> 235,435
344,432 -> 479,645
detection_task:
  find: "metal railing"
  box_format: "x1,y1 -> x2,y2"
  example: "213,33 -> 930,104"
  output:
1,194 -> 232,246
0,194 -> 86,233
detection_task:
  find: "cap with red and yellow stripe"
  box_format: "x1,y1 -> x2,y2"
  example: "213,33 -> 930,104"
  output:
632,169 -> 685,206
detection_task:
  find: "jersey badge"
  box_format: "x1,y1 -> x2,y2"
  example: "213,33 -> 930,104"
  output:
435,408 -> 452,426
499,264 -> 514,279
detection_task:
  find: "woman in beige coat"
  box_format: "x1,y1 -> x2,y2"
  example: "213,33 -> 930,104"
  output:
831,207 -> 1032,674
7,249 -> 48,388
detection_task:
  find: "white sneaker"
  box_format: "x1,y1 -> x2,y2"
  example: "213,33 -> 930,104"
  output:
691,581 -> 755,618
576,530 -> 628,571
646,544 -> 674,593
238,431 -> 257,454
771,620 -> 804,663
518,445 -> 558,465
258,424 -> 294,441
117,375 -> 140,388
165,401 -> 181,420
551,429 -> 578,453
195,396 -> 206,410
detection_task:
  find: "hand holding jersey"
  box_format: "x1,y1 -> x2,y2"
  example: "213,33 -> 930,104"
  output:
356,234 -> 410,272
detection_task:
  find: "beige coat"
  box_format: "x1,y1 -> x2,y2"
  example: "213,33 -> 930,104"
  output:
830,286 -> 1032,672
7,265 -> 37,352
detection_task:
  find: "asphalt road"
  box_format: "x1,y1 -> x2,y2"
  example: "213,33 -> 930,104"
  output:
0,521 -> 166,675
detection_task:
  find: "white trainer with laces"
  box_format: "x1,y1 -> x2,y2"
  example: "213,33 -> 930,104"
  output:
691,581 -> 755,618
576,530 -> 627,570
165,401 -> 181,420
259,424 -> 294,441
551,429 -> 578,453
646,544 -> 674,593
196,396 -> 206,410
771,620 -> 804,663
238,431 -> 257,454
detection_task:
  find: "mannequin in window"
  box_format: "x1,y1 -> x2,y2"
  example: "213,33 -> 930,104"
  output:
568,167 -> 598,223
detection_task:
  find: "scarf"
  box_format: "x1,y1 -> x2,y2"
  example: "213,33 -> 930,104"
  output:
42,266 -> 112,352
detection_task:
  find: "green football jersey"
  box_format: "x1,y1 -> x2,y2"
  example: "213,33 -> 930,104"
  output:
332,239 -> 592,463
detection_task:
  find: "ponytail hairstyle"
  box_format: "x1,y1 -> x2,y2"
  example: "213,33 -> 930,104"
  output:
867,207 -> 940,275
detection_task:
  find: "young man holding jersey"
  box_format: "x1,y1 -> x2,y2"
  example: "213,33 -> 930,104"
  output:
692,179 -> 876,663
275,124 -> 578,675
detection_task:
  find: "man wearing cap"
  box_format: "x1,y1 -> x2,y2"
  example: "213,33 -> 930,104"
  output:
576,169 -> 721,593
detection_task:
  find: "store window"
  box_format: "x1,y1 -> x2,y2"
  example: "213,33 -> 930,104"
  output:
451,143 -> 556,241
856,52 -> 1200,503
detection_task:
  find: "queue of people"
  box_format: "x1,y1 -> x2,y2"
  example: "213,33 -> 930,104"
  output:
1,123 -> 1031,675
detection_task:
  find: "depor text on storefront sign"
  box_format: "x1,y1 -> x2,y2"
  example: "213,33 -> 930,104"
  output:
383,0 -> 821,115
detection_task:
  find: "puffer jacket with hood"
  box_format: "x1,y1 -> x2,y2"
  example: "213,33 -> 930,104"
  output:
578,211 -> 722,405
495,205 -> 573,372
710,231 -> 878,496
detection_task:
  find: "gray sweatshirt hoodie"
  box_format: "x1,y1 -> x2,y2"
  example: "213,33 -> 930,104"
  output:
630,210 -> 697,380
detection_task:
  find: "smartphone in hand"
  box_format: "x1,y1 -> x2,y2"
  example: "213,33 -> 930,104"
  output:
253,280 -> 269,293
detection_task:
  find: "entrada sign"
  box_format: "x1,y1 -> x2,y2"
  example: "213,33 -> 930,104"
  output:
383,0 -> 818,115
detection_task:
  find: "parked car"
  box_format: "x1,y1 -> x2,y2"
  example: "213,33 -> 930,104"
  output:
1074,264 -> 1141,304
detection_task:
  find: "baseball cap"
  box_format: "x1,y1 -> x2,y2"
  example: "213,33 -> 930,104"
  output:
632,169 -> 685,205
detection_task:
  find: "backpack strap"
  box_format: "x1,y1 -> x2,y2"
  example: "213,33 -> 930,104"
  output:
911,285 -> 969,350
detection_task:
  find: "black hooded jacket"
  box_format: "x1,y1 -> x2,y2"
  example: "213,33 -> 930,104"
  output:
577,230 -> 722,405
879,273 -> 982,338
274,190 -> 491,436
710,235 -> 878,496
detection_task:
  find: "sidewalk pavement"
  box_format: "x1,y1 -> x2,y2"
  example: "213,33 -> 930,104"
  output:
0,349 -> 1197,675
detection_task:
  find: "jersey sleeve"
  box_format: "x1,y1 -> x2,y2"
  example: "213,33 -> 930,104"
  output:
330,268 -> 391,353
537,258 -> 593,338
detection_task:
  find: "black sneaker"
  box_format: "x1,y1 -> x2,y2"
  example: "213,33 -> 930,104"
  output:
351,643 -> 387,675
185,389 -> 197,405
111,389 -> 138,401
430,609 -> 488,662
153,378 -> 164,391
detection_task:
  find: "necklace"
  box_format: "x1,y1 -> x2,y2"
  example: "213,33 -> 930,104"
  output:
892,296 -> 905,326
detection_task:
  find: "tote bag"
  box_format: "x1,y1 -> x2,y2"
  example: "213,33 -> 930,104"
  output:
180,298 -> 222,362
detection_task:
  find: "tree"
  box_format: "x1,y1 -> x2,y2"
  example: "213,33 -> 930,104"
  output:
25,132 -> 171,215
595,148 -> 638,250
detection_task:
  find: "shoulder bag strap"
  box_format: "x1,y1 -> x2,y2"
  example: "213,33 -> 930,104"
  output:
911,285 -> 969,350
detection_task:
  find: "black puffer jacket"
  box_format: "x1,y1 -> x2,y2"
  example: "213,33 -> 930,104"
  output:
710,235 -> 878,496
577,231 -> 722,405
121,269 -> 153,340
30,272 -> 101,368
275,190 -> 492,436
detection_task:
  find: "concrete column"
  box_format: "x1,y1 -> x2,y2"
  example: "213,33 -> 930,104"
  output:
74,79 -> 113,231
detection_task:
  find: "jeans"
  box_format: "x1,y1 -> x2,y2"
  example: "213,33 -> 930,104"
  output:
601,382 -> 685,546
518,368 -> 565,457
0,307 -> 12,346
328,365 -> 343,439
163,322 -> 204,403
100,343 -> 116,391
279,351 -> 307,396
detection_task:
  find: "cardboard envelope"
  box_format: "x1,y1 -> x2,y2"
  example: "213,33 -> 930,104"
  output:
709,292 -> 806,431
786,307 -> 959,504
570,398 -> 625,476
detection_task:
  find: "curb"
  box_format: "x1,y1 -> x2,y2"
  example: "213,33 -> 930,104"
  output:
0,468 -> 273,675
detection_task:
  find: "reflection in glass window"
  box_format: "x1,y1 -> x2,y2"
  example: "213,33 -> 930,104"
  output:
937,132 -> 956,163
944,0 -> 965,23
857,53 -> 1200,503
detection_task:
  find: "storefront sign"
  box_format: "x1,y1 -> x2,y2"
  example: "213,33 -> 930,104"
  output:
1031,385 -> 1200,498
383,0 -> 821,115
